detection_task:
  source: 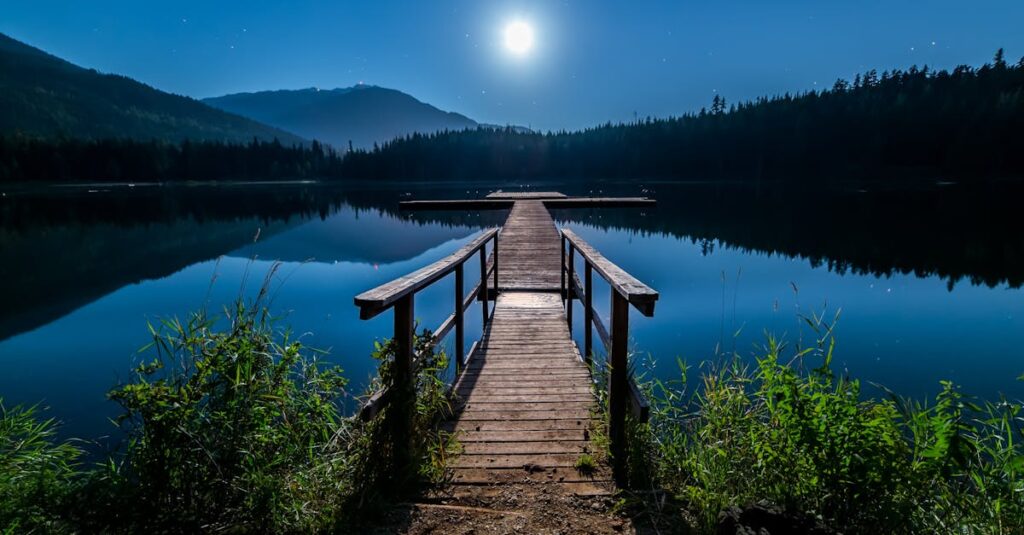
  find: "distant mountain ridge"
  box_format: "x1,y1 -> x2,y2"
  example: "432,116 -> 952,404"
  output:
203,85 -> 481,149
0,33 -> 304,144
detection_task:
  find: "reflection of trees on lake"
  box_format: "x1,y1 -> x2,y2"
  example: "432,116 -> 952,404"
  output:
0,184 -> 491,342
3,180 -> 1021,343
395,183 -> 1024,290
551,184 -> 1023,290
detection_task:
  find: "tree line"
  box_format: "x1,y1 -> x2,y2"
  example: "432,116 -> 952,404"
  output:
342,50 -> 1024,183
0,137 -> 343,182
1,51 -> 1022,184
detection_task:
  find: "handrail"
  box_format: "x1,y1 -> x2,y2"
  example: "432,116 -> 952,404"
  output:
561,228 -> 658,316
355,228 -> 499,320
560,227 -> 658,483
354,228 -> 500,421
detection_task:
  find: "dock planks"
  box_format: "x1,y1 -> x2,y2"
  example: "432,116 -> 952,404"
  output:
442,195 -> 617,496
485,191 -> 567,200
448,293 -> 610,495
495,200 -> 563,291
383,191 -> 656,498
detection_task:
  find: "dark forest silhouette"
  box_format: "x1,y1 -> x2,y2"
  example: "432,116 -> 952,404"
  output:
0,137 -> 343,182
2,51 -> 1022,184
342,51 -> 1024,183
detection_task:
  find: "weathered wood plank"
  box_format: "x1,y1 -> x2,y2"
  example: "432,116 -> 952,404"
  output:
447,481 -> 613,498
450,468 -> 612,485
460,401 -> 593,412
455,430 -> 590,442
496,201 -> 562,291
354,228 -> 497,318
453,453 -> 591,469
486,191 -> 568,199
445,419 -> 594,432
561,227 -> 659,316
460,441 -> 592,455
454,409 -> 593,421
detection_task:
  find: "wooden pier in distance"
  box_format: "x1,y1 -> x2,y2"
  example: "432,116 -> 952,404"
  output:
399,190 -> 655,211
355,191 -> 658,498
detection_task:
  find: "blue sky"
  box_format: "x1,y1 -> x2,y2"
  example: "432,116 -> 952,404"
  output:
4,0 -> 1023,131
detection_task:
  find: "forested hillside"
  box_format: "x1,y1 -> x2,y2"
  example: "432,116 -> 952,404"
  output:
3,52 -> 1022,184
340,51 -> 1024,183
0,33 -> 303,144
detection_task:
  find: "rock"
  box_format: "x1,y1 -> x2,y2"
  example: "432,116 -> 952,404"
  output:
523,463 -> 545,473
716,502 -> 837,535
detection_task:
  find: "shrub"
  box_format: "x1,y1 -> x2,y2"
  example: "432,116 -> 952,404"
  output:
91,299 -> 351,532
638,315 -> 1024,534
0,400 -> 81,533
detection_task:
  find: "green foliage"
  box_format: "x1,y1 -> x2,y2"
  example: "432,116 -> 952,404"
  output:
341,328 -> 458,509
637,315 -> 1024,534
0,401 -> 81,533
89,296 -> 351,531
575,453 -> 597,476
1,286 -> 461,532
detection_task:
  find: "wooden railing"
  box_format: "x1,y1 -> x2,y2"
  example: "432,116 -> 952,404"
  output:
354,228 -> 499,421
560,228 -> 659,481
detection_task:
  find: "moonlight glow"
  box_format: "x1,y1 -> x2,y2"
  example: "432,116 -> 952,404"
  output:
503,20 -> 535,55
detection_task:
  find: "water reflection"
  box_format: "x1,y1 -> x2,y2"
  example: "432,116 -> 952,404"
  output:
0,180 -> 1021,445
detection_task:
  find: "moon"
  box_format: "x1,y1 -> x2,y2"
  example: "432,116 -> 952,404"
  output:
503,20 -> 535,56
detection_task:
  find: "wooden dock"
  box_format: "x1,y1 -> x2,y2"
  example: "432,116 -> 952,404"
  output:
355,191 -> 658,497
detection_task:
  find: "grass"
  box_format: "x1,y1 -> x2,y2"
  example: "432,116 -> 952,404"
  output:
5,294 -> 1022,533
615,311 -> 1024,534
0,285 -> 458,532
0,400 -> 81,533
575,453 -> 597,476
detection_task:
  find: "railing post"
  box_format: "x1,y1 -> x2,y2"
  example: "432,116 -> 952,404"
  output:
609,290 -> 629,486
584,261 -> 593,365
454,263 -> 464,375
392,293 -> 415,470
493,234 -> 499,296
567,245 -> 575,333
560,234 -> 566,305
479,247 -> 489,325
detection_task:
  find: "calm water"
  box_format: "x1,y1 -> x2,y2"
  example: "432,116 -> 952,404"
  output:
1,181 -> 1022,448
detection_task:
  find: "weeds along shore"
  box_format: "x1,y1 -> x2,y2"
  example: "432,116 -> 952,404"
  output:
2,300 -> 1021,534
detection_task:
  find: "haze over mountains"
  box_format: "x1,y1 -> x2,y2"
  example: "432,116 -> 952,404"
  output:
0,32 -> 502,149
203,86 -> 481,150
0,33 -> 303,145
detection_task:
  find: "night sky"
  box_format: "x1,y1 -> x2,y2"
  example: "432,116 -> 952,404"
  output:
3,0 -> 1023,131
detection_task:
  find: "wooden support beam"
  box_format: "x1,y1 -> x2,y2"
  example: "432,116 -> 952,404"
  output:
455,264 -> 465,374
567,245 -> 575,333
493,234 -> 499,295
479,247 -> 489,325
608,290 -> 629,486
392,293 -> 415,469
584,262 -> 593,365
561,228 -> 659,316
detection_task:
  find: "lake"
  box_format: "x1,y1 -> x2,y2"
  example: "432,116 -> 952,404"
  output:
1,180 -> 1022,449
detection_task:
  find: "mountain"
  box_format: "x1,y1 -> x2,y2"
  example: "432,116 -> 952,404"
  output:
203,85 -> 480,149
0,33 -> 303,144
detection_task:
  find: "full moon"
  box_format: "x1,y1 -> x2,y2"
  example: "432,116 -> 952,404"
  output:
503,20 -> 535,55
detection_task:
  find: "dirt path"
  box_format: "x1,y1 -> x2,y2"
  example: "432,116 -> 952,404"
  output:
374,480 -> 636,534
